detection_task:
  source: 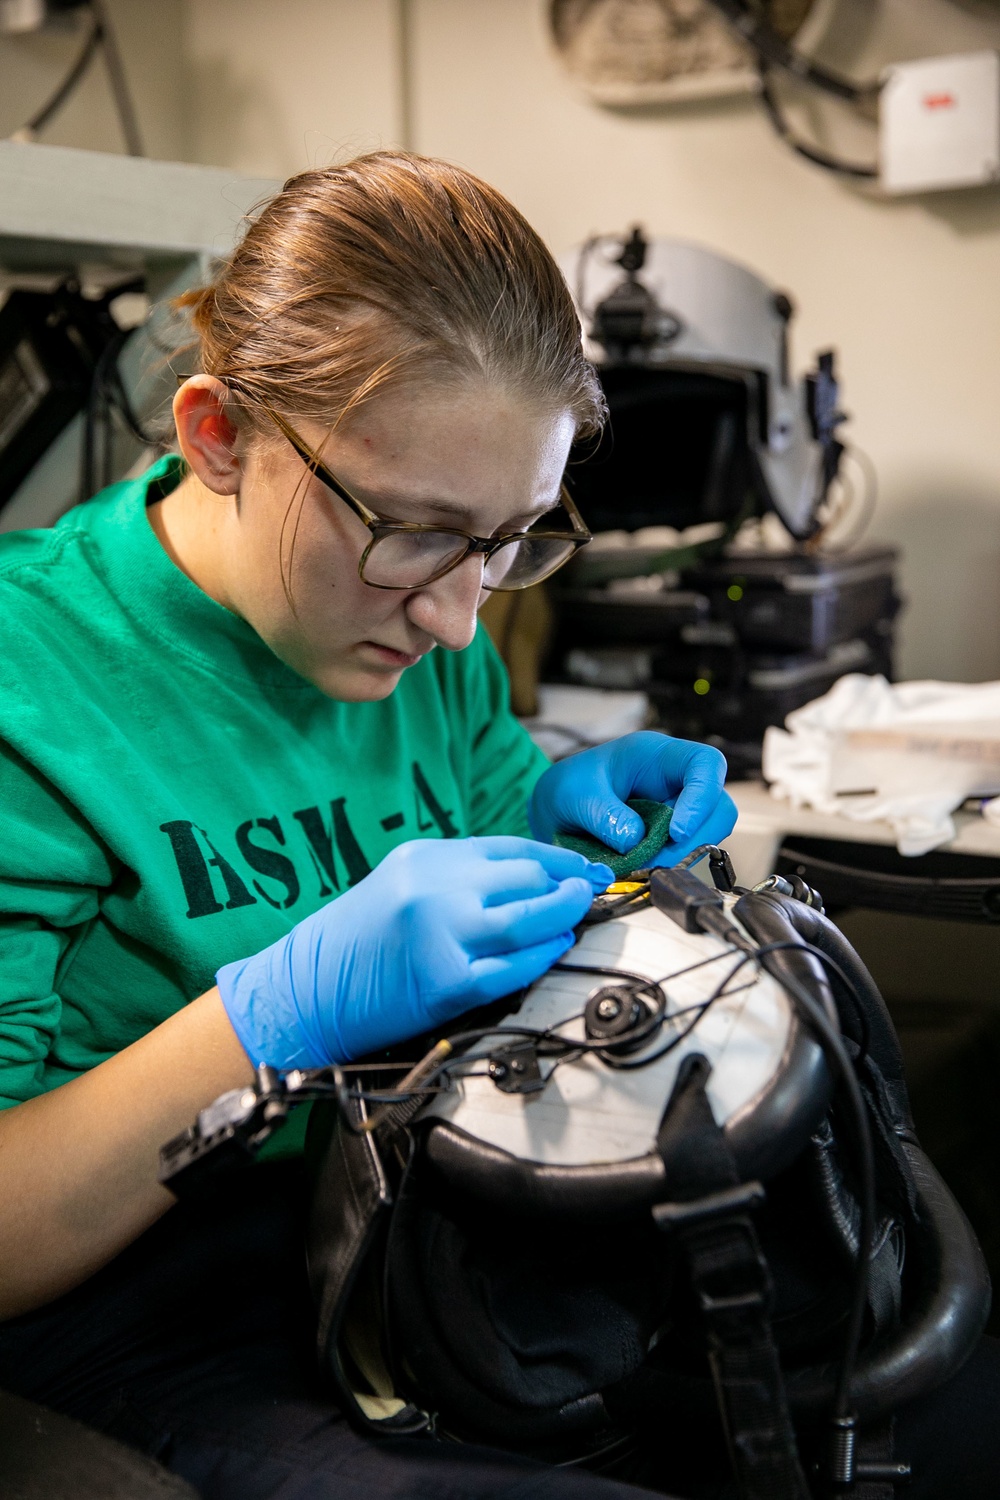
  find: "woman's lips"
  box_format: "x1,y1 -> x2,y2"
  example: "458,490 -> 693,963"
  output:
363,641 -> 425,668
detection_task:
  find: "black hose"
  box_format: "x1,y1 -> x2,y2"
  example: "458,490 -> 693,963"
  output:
705,0 -> 878,104
14,2 -> 143,157
758,67 -> 878,180
23,14 -> 103,136
758,891 -> 907,1086
89,0 -> 143,156
734,893 -> 876,1423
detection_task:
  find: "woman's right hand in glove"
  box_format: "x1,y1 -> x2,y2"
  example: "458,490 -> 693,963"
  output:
215,835 -> 612,1071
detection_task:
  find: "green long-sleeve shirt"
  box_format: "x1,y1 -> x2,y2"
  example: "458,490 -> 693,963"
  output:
0,456 -> 548,1115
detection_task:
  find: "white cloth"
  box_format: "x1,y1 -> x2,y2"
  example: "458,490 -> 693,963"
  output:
762,674 -> 1000,856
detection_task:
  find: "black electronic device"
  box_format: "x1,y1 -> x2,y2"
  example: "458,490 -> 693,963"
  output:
653,636 -> 888,743
568,364 -> 762,535
552,622 -> 892,777
550,404 -> 899,767
589,226 -> 682,360
693,546 -> 900,655
546,533 -> 900,770
0,286 -> 96,507
550,583 -> 709,645
544,228 -> 901,771
0,280 -> 149,510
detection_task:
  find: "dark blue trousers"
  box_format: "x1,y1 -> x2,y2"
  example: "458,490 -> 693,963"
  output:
0,1162 -> 995,1499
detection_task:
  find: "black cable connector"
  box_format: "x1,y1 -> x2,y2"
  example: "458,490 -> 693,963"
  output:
651,866 -> 755,952
650,866 -> 724,933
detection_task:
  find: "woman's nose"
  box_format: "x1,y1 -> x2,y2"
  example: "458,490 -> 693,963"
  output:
404,554 -> 485,651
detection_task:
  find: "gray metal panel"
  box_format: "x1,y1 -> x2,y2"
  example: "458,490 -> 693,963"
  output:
0,141 -> 279,268
0,144 -> 281,526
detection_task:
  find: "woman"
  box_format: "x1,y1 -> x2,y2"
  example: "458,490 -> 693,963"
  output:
0,152 -> 735,1498
0,150 -> 992,1500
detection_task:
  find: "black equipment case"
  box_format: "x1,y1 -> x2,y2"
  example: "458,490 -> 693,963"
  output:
691,548 -> 900,656
542,352 -> 902,767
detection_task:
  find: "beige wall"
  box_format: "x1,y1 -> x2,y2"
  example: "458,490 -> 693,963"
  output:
401,0 -> 1000,684
180,0 -> 402,180
5,0 -> 1000,683
0,0 -> 188,160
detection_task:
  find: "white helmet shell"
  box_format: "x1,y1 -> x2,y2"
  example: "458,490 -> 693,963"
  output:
423,898 -> 829,1188
563,237 -> 835,539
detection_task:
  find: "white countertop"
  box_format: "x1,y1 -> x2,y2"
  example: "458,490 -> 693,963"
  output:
722,780 -> 1000,886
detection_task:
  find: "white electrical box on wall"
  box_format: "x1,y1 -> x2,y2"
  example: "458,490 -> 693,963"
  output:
880,51 -> 1000,195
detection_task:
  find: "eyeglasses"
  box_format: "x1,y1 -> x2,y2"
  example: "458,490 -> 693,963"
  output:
265,408 -> 592,592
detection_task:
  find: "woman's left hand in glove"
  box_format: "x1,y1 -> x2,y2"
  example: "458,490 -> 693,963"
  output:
528,730 -> 737,867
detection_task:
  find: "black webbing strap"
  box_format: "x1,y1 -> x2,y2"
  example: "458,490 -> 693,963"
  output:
653,1055 -> 811,1500
853,1417 -> 909,1500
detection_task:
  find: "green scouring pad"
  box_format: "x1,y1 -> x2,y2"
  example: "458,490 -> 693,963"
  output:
553,797 -> 673,878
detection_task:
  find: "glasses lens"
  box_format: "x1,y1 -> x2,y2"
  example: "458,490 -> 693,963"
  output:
483,535 -> 578,590
362,529 -> 470,588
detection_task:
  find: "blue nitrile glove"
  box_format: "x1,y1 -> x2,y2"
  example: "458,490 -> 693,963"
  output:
216,836 -> 613,1071
529,731 -> 737,869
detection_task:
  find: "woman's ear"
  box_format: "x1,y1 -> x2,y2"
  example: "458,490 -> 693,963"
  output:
172,377 -> 243,495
